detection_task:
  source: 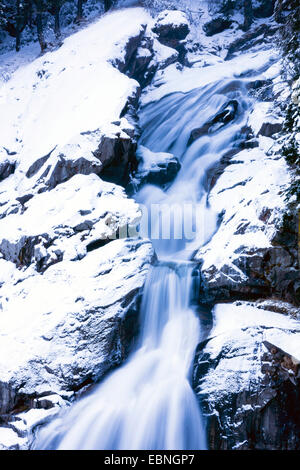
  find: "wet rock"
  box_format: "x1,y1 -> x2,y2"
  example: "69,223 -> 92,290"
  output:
128,146 -> 181,193
194,302 -> 300,450
188,100 -> 239,145
203,16 -> 232,37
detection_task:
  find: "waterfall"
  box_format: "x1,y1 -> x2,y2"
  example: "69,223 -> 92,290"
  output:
36,72 -> 253,450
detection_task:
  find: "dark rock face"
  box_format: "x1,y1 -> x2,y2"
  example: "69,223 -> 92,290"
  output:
195,336 -> 300,450
203,16 -> 232,37
258,121 -> 282,137
0,159 -> 16,182
253,0 -> 275,18
188,100 -> 239,145
95,131 -> 138,187
45,154 -> 102,189
200,242 -> 299,306
127,148 -> 181,194
26,149 -> 54,178
226,24 -> 277,59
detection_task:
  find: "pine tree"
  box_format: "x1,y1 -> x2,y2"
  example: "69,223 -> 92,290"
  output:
0,0 -> 7,28
48,0 -> 64,38
243,0 -> 253,31
104,0 -> 113,12
33,0 -> 48,51
275,0 -> 300,80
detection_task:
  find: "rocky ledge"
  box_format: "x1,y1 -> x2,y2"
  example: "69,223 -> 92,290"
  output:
194,301 -> 300,450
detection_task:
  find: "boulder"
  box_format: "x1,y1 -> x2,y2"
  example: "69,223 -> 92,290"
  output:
152,10 -> 190,58
128,145 -> 181,193
203,16 -> 232,37
152,10 -> 190,43
188,100 -> 239,145
194,302 -> 300,450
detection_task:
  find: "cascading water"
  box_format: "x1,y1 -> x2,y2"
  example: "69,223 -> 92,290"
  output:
36,68 -> 254,450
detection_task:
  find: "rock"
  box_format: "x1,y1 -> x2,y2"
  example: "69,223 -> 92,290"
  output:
152,10 -> 190,59
94,121 -> 138,187
0,149 -> 16,182
194,142 -> 299,305
152,39 -> 179,70
194,302 -> 300,450
152,10 -> 190,43
226,24 -> 277,60
128,145 -> 181,193
253,0 -> 275,18
0,238 -> 154,417
24,118 -> 137,192
203,16 -> 232,37
0,173 -> 142,272
258,121 -> 282,137
188,100 -> 239,145
248,101 -> 284,137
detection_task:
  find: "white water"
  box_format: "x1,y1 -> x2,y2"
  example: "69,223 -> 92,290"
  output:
36,63 -> 262,450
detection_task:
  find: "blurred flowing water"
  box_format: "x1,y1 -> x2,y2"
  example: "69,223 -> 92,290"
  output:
36,73 -> 253,450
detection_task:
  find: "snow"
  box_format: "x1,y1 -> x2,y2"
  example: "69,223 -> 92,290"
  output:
137,145 -> 174,170
142,49 -> 278,105
0,238 -> 153,398
198,302 -> 300,402
0,7 -> 150,173
0,174 -> 141,269
195,143 -> 290,272
154,10 -> 189,28
0,427 -> 27,450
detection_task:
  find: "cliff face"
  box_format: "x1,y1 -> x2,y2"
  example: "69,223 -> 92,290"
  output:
193,302 -> 300,450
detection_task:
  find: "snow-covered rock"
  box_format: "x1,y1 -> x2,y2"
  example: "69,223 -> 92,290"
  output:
203,16 -> 233,37
0,237 -> 154,418
152,10 -> 190,41
194,302 -> 300,449
0,174 -> 141,271
0,8 -> 151,203
195,137 -> 298,304
128,145 -> 181,193
152,10 -> 190,56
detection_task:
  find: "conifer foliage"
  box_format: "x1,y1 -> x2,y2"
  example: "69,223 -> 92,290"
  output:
0,0 -> 114,51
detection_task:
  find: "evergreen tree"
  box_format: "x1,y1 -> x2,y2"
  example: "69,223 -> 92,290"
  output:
48,0 -> 65,38
103,0 -> 112,12
243,0 -> 253,31
0,0 -> 7,27
33,0 -> 47,51
275,0 -> 300,80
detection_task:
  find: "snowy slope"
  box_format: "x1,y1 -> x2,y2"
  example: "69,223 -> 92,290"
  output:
0,7 -> 150,178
